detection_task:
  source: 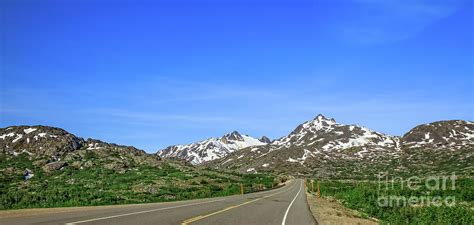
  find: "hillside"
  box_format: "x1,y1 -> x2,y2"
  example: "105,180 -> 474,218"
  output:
0,126 -> 278,210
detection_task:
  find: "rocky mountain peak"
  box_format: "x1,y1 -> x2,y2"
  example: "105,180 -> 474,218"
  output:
222,131 -> 244,142
312,114 -> 337,125
273,114 -> 397,151
289,114 -> 338,136
259,136 -> 271,144
314,114 -> 328,121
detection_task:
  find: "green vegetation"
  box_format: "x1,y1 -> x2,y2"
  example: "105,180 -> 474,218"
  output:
0,153 -> 278,210
306,178 -> 474,224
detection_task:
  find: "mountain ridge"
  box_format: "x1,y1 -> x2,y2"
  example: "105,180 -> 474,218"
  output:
0,125 -> 168,174
157,131 -> 268,165
204,115 -> 473,179
2,114 -> 472,179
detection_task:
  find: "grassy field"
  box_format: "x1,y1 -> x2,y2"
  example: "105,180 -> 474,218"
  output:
307,178 -> 474,224
0,153 -> 279,210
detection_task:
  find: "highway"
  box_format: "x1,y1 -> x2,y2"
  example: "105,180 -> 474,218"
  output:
0,179 -> 316,225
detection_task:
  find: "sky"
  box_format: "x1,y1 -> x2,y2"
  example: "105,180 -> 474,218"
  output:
1,0 -> 473,152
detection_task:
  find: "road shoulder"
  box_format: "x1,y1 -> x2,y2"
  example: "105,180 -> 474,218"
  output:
305,192 -> 378,225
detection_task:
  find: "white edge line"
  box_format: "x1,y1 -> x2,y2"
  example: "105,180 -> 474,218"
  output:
180,180 -> 295,224
281,180 -> 302,225
64,198 -> 226,225
65,180 -> 295,225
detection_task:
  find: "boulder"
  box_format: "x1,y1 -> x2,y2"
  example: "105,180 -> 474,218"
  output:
42,161 -> 68,173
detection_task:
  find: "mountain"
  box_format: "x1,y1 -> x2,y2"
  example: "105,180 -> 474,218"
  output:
399,120 -> 474,176
0,126 -> 84,158
207,115 -> 473,179
0,125 -> 165,173
272,114 -> 399,150
157,131 -> 268,165
402,120 -> 473,149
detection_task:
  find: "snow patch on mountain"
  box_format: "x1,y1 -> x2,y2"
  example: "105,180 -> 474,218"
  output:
24,128 -> 37,134
0,132 -> 15,140
12,134 -> 23,143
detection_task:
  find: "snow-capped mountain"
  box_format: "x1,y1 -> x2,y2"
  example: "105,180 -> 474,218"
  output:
208,115 -> 473,179
272,114 -> 399,151
157,131 -> 268,165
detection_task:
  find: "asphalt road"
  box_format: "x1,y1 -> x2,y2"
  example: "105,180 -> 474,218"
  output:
0,179 -> 316,225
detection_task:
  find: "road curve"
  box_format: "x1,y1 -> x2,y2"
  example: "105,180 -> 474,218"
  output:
0,179 -> 316,225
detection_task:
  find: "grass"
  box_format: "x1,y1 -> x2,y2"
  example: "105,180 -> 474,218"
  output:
306,178 -> 474,224
0,152 -> 278,210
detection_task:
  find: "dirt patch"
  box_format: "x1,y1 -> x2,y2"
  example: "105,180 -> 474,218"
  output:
306,192 -> 378,225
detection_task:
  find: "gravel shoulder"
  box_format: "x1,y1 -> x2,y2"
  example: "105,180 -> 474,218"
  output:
0,203 -> 153,219
306,192 -> 378,225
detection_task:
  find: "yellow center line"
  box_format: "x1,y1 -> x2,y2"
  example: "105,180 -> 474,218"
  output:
181,182 -> 295,225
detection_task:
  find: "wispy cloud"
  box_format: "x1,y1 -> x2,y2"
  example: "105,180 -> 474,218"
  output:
330,0 -> 468,44
88,108 -> 234,124
148,85 -> 280,104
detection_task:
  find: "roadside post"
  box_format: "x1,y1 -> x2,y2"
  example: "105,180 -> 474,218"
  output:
240,183 -> 244,195
316,181 -> 321,198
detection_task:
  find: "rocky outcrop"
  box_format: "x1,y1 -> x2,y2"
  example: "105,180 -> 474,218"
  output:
259,136 -> 271,144
42,161 -> 68,173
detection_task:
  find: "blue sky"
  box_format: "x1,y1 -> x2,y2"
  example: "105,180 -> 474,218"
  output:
1,0 -> 473,152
